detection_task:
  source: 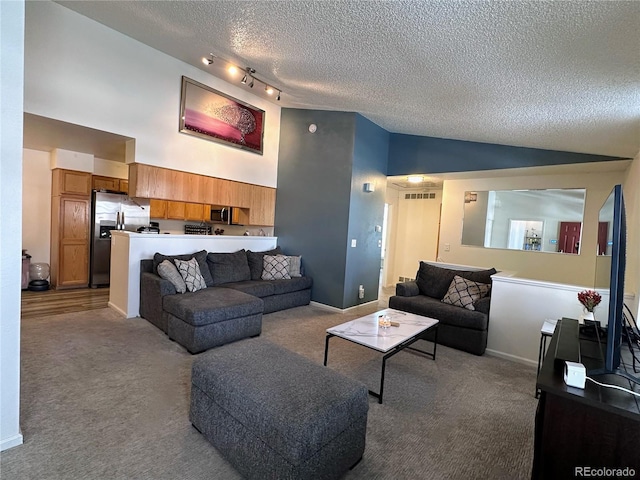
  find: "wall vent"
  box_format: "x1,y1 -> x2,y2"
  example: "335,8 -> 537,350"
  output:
398,276 -> 416,282
404,193 -> 436,200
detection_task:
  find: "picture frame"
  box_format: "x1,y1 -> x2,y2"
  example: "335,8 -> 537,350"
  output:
179,76 -> 265,155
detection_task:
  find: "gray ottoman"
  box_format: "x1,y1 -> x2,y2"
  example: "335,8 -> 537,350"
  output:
164,287 -> 263,354
190,338 -> 369,480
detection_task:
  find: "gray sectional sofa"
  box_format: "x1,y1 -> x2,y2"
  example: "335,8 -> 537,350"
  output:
139,248 -> 312,353
389,262 -> 496,355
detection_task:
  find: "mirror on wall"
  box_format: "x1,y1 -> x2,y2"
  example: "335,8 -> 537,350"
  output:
461,188 -> 586,254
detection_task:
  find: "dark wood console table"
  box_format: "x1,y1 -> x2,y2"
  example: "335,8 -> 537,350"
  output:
532,319 -> 640,479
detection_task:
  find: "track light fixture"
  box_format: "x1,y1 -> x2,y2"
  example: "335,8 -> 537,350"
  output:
201,54 -> 282,101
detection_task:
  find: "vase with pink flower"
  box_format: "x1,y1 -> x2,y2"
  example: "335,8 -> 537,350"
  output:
577,289 -> 601,322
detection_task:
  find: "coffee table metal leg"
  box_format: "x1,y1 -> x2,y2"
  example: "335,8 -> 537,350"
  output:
323,334 -> 333,366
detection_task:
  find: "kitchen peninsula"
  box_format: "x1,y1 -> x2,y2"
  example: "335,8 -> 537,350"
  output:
109,231 -> 277,318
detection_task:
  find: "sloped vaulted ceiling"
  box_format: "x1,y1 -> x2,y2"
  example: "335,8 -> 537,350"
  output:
56,0 -> 640,158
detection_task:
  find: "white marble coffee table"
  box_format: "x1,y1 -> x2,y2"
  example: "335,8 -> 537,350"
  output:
323,308 -> 438,404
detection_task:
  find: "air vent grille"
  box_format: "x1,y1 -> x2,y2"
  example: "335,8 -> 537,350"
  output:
404,193 -> 436,200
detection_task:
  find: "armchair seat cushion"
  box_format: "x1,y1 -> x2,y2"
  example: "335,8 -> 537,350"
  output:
390,295 -> 488,331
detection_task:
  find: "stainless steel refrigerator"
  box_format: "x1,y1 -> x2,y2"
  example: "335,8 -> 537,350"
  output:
90,190 -> 150,287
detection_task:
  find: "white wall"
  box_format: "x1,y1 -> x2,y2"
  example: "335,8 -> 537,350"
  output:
439,170 -> 626,285
22,149 -> 52,265
1,0 -> 25,452
93,157 -> 128,179
388,187 -> 442,283
24,1 -> 281,187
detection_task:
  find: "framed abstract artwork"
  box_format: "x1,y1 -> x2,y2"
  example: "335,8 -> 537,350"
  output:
179,76 -> 265,154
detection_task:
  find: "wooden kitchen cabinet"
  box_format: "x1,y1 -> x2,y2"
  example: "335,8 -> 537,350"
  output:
166,201 -> 186,220
119,179 -> 128,194
50,195 -> 90,289
52,169 -> 92,196
184,202 -> 208,221
248,186 -> 276,226
92,175 -> 120,191
128,163 -> 276,225
149,199 -> 167,219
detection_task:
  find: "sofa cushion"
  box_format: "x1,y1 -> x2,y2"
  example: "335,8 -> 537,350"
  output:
265,276 -> 313,295
157,260 -> 186,294
247,247 -> 282,280
163,288 -> 263,326
415,262 -> 496,299
207,250 -> 251,286
223,280 -> 276,298
262,255 -> 291,280
173,257 -> 207,293
389,295 -> 489,331
153,250 -> 214,287
442,275 -> 491,311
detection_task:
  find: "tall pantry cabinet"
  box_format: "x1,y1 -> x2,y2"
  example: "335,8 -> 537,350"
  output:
50,169 -> 91,289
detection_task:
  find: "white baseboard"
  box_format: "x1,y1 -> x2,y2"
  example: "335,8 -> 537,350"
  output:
485,348 -> 537,368
1,433 -> 23,452
310,300 -> 379,313
108,301 -> 129,318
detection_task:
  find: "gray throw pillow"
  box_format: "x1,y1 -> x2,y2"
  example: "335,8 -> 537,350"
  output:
157,259 -> 186,294
286,255 -> 302,277
206,250 -> 251,285
415,261 -> 496,299
246,247 -> 282,280
173,257 -> 207,292
153,250 -> 214,287
441,275 -> 491,311
262,255 -> 291,280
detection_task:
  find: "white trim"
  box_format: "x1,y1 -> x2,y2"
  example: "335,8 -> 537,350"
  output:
107,301 -> 128,318
0,433 -> 23,452
485,349 -> 537,368
310,300 -> 379,313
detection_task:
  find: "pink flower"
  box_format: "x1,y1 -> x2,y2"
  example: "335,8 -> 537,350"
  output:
577,290 -> 602,312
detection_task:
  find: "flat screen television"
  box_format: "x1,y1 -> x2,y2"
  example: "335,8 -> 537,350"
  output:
592,184 -> 639,384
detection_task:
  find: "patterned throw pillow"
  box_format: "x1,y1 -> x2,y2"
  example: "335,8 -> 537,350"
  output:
157,259 -> 187,294
262,255 -> 291,280
173,257 -> 207,292
441,275 -> 491,311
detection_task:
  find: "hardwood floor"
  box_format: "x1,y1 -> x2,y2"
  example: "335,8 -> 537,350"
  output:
21,287 -> 109,319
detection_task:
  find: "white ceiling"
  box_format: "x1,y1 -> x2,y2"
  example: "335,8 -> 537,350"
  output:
54,0 -> 640,160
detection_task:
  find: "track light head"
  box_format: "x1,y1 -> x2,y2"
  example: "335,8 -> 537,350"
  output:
202,54 -> 214,65
248,78 -> 254,88
241,74 -> 248,84
276,91 -> 281,101
265,85 -> 274,95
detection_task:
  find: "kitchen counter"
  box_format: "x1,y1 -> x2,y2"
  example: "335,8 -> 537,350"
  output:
109,231 -> 277,318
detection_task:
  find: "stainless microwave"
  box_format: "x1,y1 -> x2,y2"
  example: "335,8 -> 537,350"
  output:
211,207 -> 237,224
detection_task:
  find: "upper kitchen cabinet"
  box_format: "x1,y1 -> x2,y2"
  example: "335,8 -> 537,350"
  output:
92,175 -> 128,193
248,186 -> 276,226
128,163 -> 275,225
128,164 -> 169,199
52,169 -> 92,196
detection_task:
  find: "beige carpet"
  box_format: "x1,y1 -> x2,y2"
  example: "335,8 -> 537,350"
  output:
0,299 -> 537,479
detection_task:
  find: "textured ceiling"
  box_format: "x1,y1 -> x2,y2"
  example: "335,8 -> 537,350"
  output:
56,0 -> 640,158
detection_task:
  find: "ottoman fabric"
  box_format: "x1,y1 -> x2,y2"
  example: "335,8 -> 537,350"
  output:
190,338 -> 368,480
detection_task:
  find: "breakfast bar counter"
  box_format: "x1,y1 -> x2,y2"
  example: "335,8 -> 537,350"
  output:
109,231 -> 277,318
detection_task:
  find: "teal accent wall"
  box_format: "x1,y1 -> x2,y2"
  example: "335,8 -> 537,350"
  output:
387,133 -> 626,176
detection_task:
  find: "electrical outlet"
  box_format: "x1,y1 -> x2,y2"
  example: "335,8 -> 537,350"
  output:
444,243 -> 450,252
358,285 -> 365,299
351,239 -> 357,248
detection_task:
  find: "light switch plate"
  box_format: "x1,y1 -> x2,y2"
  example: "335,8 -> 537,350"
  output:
351,239 -> 357,247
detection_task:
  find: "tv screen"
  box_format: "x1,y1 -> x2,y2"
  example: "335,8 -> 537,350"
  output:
593,184 -> 638,383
